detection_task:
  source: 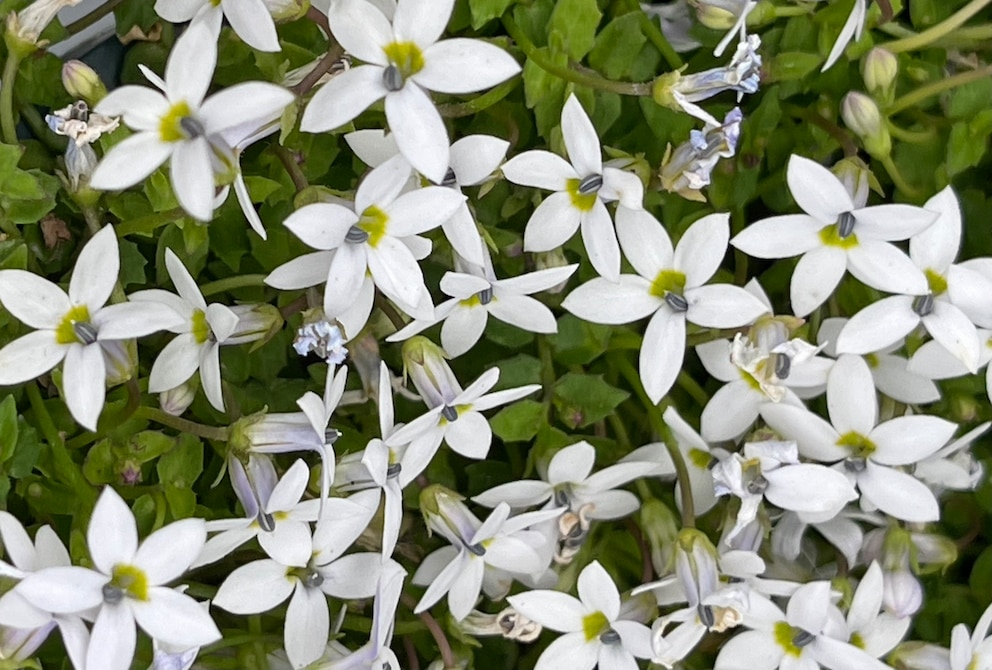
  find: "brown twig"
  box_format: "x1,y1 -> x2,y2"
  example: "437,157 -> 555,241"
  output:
401,595 -> 455,668
292,44 -> 346,96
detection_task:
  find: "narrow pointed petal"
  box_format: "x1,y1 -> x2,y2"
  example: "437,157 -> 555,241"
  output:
69,226 -> 119,312
0,331 -> 66,385
536,633 -> 599,670
674,213 -> 729,287
95,86 -> 169,131
821,0 -> 865,70
577,561 -> 620,620
134,518 -> 205,584
715,630 -> 784,670
763,464 -> 856,513
0,271 -> 69,329
869,415 -> 956,465
301,65 -> 388,133
615,206 -> 673,279
132,587 -> 220,647
912,186 -> 961,271
328,0 -> 392,64
444,411 -> 492,459
923,301 -> 981,373
685,285 -> 768,328
265,251 -> 335,289
580,199 -> 621,282
63,343 -> 106,431
502,151 -> 577,190
148,334 -> 199,393
847,240 -> 928,295
523,192 -> 583,252
507,591 -> 587,633
450,134 -> 509,185
813,634 -> 892,670
563,276 -> 658,325
87,603 -> 136,670
827,354 -> 877,435
790,245 -> 847,317
367,237 -> 427,309
788,155 -> 852,221
284,583 -> 330,669
440,305 -> 487,358
561,94 -> 602,178
641,308 -> 686,403
731,214 -> 823,259
221,0 -> 280,51
599,167 -> 643,209
489,295 -> 557,333
701,383 -> 761,442
170,137 -> 214,221
15,567 -> 106,613
165,21 -> 216,106
388,187 -> 465,236
760,404 -> 845,462
447,554 -> 485,620
548,442 -> 596,485
471,384 -> 541,412
324,243 -> 367,319
385,83 -> 450,184
473,481 -> 552,508
852,204 -> 937,241
89,487 -> 138,571
90,133 -> 173,191
214,560 -> 295,613
394,0 -> 453,49
858,461 -> 939,522
417,39 -> 521,94
199,83 -> 294,134
94,301 -> 184,339
835,296 -> 917,355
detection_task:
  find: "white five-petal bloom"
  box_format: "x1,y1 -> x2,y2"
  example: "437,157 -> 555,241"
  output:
155,0 -> 282,52
836,186 -> 992,373
564,208 -> 768,403
130,249 -> 239,412
731,154 -> 937,317
502,93 -> 644,282
760,354 -> 958,522
301,0 -> 521,183
414,492 -> 560,621
843,562 -> 912,659
13,487 -> 221,670
0,226 -> 182,430
274,155 -> 464,321
508,560 -> 654,670
213,492 -> 381,669
473,441 -> 652,521
714,581 -> 892,670
345,129 -> 509,264
711,440 -> 858,542
388,245 -> 577,357
91,22 -> 295,220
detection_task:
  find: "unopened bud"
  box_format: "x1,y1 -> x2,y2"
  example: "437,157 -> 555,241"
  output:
690,1 -> 737,29
262,0 -> 309,21
159,380 -> 197,417
831,155 -> 880,209
841,92 -> 891,158
101,339 -> 137,386
402,337 -> 461,408
62,60 -> 108,105
533,249 -> 571,294
862,48 -> 898,104
640,499 -> 679,576
225,303 -> 284,349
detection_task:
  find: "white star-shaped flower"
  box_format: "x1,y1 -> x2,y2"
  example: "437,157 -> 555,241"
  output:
502,93 -> 644,282
130,249 -> 239,412
731,154 -> 937,317
14,487 -> 220,670
0,226 -> 182,429
301,0 -> 520,182
155,0 -> 281,52
91,22 -> 294,220
564,208 -> 768,402
760,354 -> 958,522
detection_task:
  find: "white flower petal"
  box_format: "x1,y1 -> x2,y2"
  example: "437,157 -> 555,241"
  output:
563,276 -> 658,325
759,404 -> 845,462
615,206 -> 673,279
853,204 -> 938,242
15,567 -> 106,613
580,199 -> 621,282
63,343 -> 106,431
869,415 -> 956,466
787,155 -> 852,221
548,442 -> 596,485
87,603 -> 135,670
385,83 -> 450,183
701,383 -> 761,442
134,518 -> 205,584
641,308 -> 685,403
444,411 -> 492,459
912,186 -> 961,271
858,461 -> 939,522
394,0 -> 452,47
94,301 -> 183,339
324,243 -> 368,318
199,83 -> 294,135
170,137 -> 214,221
674,213 -> 729,287
835,296 -> 917,355
69,226 -> 119,313
284,582 -> 330,669
827,354 -> 877,436
0,271 -> 69,329
132,586 -> 220,647
221,0 -> 280,51
440,305 -> 487,358
265,251 -> 335,289
731,214 -> 823,259
214,559 -> 295,613
417,38 -> 521,94
535,633 -> 599,670
846,240 -> 927,295
599,167 -> 643,209
685,284 -> 769,328
577,560 -> 620,620
923,301 -> 981,374
790,245 -> 847,317
165,21 -> 216,106
327,0 -> 392,64
450,134 -> 509,185
0,331 -> 66,385
507,591 -> 587,633
502,150 -> 577,190
90,132 -> 173,191
95,86 -> 169,131
388,186 -> 464,236
561,94 -> 602,178
301,65 -> 388,132
763,464 -> 856,513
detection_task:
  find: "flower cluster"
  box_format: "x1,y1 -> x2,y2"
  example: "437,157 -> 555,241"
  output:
0,0 -> 989,670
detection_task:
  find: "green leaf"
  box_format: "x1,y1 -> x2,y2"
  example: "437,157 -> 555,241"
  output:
947,111 -> 992,177
82,439 -> 117,485
144,170 -> 179,212
552,373 -> 629,428
0,395 -> 17,464
8,421 -> 39,478
947,78 -> 992,120
469,0 -> 515,29
549,314 -> 612,365
548,0 -> 602,61
0,239 -> 27,270
588,13 -> 646,80
490,400 -> 546,442
764,52 -> 821,82
118,239 -> 148,288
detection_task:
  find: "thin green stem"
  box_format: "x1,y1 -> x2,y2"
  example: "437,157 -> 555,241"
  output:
783,104 -> 858,157
770,5 -> 812,17
115,207 -> 185,237
134,406 -> 230,441
886,120 -> 937,143
609,352 -> 695,527
1,53 -> 23,145
887,65 -> 992,115
18,102 -> 64,153
64,0 -> 125,34
885,0 -> 992,53
502,16 -> 652,96
538,335 -> 556,405
274,144 -> 309,193
402,595 -> 455,668
200,274 -> 267,297
81,205 -> 102,236
438,78 -> 519,118
621,0 -> 682,69
248,616 -> 268,670
677,371 -> 710,408
26,382 -> 62,448
879,154 -> 921,198
151,488 -> 168,531
375,293 -> 407,331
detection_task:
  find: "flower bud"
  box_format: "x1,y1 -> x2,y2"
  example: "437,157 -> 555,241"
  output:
420,484 -> 477,545
101,339 -> 137,386
6,0 -> 82,55
831,155 -> 879,209
402,336 -> 461,408
1,621 -> 56,662
62,60 -> 108,105
226,303 -> 284,349
159,381 -> 197,417
640,499 -> 679,576
533,249 -> 571,294
862,47 -> 898,103
689,0 -> 737,29
675,528 -> 719,606
262,0 -> 309,21
841,92 -> 892,159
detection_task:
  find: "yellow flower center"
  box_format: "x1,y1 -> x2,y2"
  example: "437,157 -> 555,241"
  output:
55,304 -> 93,345
649,269 -> 687,299
925,268 -> 948,296
688,447 -> 712,469
109,564 -> 149,601
774,621 -> 803,657
566,178 -> 598,211
382,41 -> 425,79
191,309 -> 210,344
357,205 -> 389,248
837,431 -> 876,458
582,611 -> 610,641
819,224 -> 859,249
